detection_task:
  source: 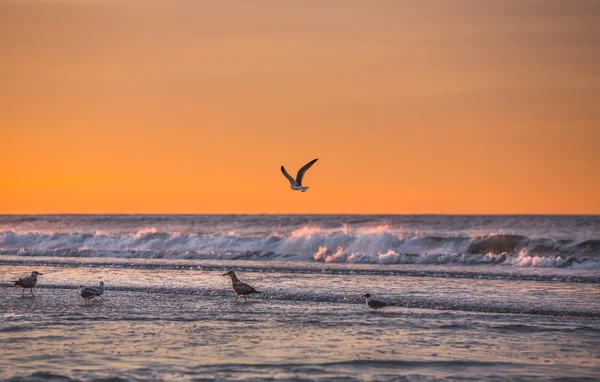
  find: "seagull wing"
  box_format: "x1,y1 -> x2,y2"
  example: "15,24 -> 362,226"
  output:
281,166 -> 298,187
79,287 -> 97,298
89,286 -> 104,295
369,299 -> 393,308
20,276 -> 36,287
295,158 -> 318,186
234,280 -> 259,295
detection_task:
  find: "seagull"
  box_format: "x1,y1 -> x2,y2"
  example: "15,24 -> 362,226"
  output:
89,281 -> 105,300
362,293 -> 395,310
12,271 -> 42,297
79,285 -> 101,305
222,271 -> 261,303
281,158 -> 318,192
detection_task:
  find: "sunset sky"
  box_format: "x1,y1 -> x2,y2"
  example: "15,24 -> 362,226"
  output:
1,0 -> 599,214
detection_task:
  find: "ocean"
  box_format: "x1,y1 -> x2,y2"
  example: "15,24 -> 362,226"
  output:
1,215 -> 599,381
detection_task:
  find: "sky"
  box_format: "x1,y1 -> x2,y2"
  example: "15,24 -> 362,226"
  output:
1,0 -> 599,214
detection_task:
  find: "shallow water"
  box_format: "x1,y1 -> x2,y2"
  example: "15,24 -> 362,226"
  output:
1,264 -> 600,381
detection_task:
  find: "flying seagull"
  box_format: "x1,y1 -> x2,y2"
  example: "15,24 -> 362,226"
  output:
79,285 -> 101,305
223,271 -> 261,303
362,293 -> 395,310
281,158 -> 318,192
12,271 -> 42,297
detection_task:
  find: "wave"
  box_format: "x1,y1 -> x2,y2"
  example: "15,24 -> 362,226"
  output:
1,228 -> 599,268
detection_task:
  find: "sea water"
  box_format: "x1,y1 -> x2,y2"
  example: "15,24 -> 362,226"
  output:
1,215 -> 599,381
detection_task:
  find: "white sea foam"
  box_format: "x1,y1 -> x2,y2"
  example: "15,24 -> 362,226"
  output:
1,215 -> 599,270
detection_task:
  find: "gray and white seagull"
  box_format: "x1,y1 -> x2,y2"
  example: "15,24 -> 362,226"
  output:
362,293 -> 395,310
223,271 -> 261,303
89,281 -> 105,300
79,285 -> 102,305
12,271 -> 42,297
281,158 -> 319,192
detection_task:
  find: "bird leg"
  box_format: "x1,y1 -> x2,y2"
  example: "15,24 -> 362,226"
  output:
244,295 -> 248,303
21,288 -> 25,297
30,289 -> 35,297
233,296 -> 239,303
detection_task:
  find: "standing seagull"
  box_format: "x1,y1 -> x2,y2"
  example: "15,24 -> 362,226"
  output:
12,271 -> 42,297
89,281 -> 105,300
362,293 -> 395,310
281,158 -> 319,192
79,285 -> 101,305
222,271 -> 261,303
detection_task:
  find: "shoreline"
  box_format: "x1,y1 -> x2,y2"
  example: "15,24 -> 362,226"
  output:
1,255 -> 599,284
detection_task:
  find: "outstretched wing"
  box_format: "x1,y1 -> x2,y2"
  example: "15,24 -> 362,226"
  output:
281,166 -> 298,186
295,158 -> 318,186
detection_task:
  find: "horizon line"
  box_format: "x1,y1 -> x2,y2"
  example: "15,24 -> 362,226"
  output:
1,212 -> 599,217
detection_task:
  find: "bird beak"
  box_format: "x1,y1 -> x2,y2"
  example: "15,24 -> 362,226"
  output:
38,273 -> 43,275
222,273 -> 229,276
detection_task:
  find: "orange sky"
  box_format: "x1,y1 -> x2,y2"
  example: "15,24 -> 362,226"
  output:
1,0 -> 599,214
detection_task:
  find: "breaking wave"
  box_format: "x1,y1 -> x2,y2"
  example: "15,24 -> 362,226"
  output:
1,227 -> 599,268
